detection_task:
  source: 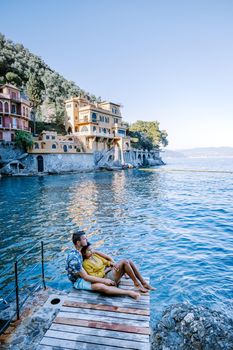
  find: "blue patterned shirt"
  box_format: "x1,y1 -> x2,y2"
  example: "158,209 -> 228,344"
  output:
66,249 -> 83,283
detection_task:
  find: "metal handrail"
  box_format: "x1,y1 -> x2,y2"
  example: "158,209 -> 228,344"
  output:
0,241 -> 46,335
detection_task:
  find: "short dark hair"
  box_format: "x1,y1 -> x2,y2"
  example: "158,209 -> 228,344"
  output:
72,230 -> 86,245
81,242 -> 91,258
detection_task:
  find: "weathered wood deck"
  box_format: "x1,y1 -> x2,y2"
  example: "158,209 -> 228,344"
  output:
38,277 -> 151,350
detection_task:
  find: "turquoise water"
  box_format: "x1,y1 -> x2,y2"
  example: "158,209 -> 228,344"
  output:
0,157 -> 233,324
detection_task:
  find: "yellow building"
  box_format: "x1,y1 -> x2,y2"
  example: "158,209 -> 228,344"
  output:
29,131 -> 85,154
64,97 -> 131,153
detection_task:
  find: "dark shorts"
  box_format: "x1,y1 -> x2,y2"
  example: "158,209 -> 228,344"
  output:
105,269 -> 117,282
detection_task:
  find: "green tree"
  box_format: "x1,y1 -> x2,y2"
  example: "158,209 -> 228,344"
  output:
128,120 -> 168,149
15,131 -> 34,151
26,74 -> 45,134
5,72 -> 22,86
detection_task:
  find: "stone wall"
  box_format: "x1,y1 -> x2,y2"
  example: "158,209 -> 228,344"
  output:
0,142 -> 24,162
20,153 -> 95,174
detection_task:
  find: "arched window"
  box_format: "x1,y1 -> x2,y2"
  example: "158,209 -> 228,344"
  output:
23,106 -> 25,116
34,142 -> 39,149
26,108 -> 28,118
81,126 -> 88,132
4,102 -> 9,113
103,128 -> 106,133
52,144 -> 56,149
63,145 -> 68,152
0,102 -> 3,112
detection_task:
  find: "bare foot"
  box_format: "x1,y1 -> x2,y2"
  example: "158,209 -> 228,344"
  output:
142,282 -> 156,291
129,291 -> 141,300
134,283 -> 149,293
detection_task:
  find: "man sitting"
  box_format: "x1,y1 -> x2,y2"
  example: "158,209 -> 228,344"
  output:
66,230 -> 141,300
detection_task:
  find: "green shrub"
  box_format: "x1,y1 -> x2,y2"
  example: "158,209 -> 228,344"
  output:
15,131 -> 34,150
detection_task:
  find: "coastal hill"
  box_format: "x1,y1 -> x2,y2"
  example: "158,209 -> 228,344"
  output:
0,33 -> 101,126
163,147 -> 233,158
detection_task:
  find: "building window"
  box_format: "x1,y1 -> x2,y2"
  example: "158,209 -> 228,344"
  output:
118,129 -> 125,136
0,116 -> 2,126
105,117 -> 109,123
52,136 -> 55,140
103,128 -> 106,133
63,145 -> 68,152
0,101 -> 3,112
34,142 -> 39,149
92,112 -> 97,122
11,105 -> 16,114
69,145 -> 72,149
11,92 -> 17,99
93,126 -> 96,132
4,102 -> 9,113
12,118 -> 17,129
114,118 -> 118,124
26,108 -> 28,118
23,106 -> 25,116
46,135 -> 50,140
52,144 -> 56,149
112,108 -> 118,114
81,126 -> 88,132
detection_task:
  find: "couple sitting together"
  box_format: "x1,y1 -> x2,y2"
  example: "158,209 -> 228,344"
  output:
66,230 -> 155,300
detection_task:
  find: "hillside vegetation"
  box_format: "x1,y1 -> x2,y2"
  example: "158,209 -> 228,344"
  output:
0,33 -> 168,149
0,33 -> 101,126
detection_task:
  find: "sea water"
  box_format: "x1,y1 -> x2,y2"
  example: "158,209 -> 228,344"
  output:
0,157 -> 232,324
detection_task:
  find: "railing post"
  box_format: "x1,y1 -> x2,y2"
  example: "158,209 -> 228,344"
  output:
14,261 -> 20,320
41,241 -> 46,290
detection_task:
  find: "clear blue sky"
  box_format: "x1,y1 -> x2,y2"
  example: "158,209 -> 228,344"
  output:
1,0 -> 233,149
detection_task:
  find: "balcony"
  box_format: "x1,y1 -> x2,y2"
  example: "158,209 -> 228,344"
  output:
0,124 -> 31,132
74,131 -> 114,138
0,93 -> 30,105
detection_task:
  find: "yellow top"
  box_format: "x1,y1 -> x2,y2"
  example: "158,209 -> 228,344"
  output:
83,253 -> 111,278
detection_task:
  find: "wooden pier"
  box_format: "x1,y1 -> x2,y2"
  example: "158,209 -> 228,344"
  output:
38,277 -> 151,350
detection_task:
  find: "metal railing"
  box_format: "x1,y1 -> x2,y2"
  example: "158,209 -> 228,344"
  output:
0,241 -> 46,335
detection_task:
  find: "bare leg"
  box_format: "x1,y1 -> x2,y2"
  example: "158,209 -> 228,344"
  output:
128,260 -> 156,290
113,260 -> 148,293
91,282 -> 140,300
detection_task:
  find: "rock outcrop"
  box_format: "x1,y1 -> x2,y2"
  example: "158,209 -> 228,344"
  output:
151,303 -> 233,350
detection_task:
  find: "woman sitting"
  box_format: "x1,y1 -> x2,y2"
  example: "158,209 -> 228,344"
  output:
81,242 -> 154,293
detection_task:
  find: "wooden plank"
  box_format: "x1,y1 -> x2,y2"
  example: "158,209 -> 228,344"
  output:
50,323 -> 150,343
37,346 -> 68,350
67,292 -> 149,307
60,306 -> 149,321
119,277 -> 150,285
56,311 -> 150,327
69,291 -> 150,304
54,317 -> 151,335
66,294 -> 148,310
69,289 -> 150,301
40,337 -> 129,350
44,329 -> 150,350
63,300 -> 150,316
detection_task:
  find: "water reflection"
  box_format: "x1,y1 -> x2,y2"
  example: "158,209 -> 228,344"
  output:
1,160 -> 233,324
